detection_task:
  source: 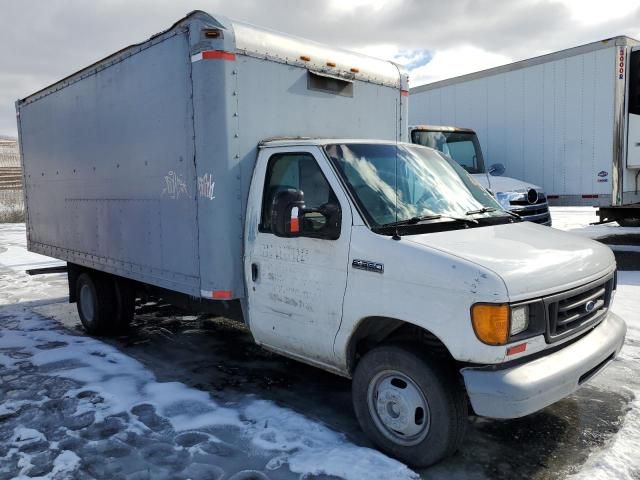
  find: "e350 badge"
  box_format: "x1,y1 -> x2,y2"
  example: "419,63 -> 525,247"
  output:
352,259 -> 384,274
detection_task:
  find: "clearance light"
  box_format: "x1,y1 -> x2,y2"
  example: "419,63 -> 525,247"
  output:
471,304 -> 510,345
300,55 -> 311,62
350,67 -> 360,73
326,61 -> 337,67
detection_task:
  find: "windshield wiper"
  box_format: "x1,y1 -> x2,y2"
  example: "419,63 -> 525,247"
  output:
465,207 -> 497,215
500,209 -> 522,221
466,206 -> 523,222
377,214 -> 479,229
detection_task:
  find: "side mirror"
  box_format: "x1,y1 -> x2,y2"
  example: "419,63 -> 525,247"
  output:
271,189 -> 306,237
488,163 -> 505,176
314,203 -> 341,240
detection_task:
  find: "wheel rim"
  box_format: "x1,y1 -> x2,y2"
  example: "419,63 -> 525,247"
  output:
367,369 -> 431,446
79,283 -> 95,325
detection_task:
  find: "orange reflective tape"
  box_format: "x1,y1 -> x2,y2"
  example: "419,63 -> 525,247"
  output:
212,290 -> 233,299
202,50 -> 236,61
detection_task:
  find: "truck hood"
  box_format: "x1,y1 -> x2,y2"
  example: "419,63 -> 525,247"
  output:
471,174 -> 543,194
404,222 -> 615,300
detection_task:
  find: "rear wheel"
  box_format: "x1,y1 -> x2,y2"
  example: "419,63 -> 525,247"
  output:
352,344 -> 467,467
76,272 -> 117,335
616,218 -> 640,227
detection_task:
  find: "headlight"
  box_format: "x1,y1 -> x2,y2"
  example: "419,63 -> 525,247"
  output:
510,305 -> 529,335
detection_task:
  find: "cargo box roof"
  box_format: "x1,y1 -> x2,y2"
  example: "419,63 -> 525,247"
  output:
19,10 -> 406,105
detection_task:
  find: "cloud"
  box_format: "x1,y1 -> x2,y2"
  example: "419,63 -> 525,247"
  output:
396,50 -> 433,71
2,0 -> 640,135
408,46 -> 512,85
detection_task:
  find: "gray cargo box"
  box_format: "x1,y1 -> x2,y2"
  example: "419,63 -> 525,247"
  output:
17,11 -> 408,299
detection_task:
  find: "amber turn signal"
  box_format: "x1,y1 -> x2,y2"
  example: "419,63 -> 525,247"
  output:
471,304 -> 510,345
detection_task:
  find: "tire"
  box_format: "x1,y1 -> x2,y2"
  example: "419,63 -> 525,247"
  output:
75,272 -> 117,336
352,344 -> 467,467
113,278 -> 135,330
616,218 -> 640,227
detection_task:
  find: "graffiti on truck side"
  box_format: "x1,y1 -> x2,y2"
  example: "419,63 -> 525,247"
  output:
198,173 -> 216,200
162,171 -> 188,200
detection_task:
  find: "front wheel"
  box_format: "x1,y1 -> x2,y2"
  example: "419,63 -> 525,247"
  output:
352,344 -> 467,467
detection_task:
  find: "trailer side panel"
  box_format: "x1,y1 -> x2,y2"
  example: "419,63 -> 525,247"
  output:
410,47 -> 617,205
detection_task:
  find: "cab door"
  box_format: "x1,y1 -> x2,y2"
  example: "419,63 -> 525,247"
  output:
244,146 -> 352,367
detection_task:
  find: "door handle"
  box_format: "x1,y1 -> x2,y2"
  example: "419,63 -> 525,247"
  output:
251,263 -> 259,282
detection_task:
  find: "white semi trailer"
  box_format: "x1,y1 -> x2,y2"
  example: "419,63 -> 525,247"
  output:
410,36 -> 640,226
17,12 -> 627,467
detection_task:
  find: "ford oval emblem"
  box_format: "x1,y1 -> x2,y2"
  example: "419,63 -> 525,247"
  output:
598,170 -> 608,178
584,300 -> 596,313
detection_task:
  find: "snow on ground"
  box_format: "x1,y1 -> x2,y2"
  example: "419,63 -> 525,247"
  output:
0,224 -> 417,479
550,206 -> 639,239
550,207 -> 640,480
567,270 -> 640,480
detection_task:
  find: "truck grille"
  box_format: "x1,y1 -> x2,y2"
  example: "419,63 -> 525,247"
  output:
509,195 -> 551,225
545,274 -> 615,343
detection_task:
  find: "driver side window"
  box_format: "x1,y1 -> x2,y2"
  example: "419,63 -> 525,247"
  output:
260,152 -> 339,234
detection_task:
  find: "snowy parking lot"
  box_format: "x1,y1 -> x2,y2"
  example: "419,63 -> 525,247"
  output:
0,208 -> 639,480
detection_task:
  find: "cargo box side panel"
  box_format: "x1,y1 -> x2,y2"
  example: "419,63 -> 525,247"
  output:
203,55 -> 402,299
190,30 -> 240,300
19,31 -> 200,295
237,58 -> 401,143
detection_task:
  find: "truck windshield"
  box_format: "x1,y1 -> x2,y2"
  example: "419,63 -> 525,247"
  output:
411,130 -> 485,174
325,143 -> 503,229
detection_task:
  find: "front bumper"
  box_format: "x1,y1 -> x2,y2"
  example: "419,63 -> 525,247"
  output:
461,312 -> 626,419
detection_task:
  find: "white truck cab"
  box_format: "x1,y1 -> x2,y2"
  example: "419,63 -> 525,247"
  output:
410,125 -> 552,225
244,138 -> 625,466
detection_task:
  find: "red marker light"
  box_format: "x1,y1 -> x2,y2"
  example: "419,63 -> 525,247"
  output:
212,290 -> 233,299
506,343 -> 527,356
290,207 -> 300,233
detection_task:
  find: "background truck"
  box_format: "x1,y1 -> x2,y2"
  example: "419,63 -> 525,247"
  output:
17,11 -> 626,468
409,125 -> 552,225
409,36 -> 640,226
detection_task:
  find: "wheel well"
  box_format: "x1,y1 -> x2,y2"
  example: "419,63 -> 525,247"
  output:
347,317 -> 453,375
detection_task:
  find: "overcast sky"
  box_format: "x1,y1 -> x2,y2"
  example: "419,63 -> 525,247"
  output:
2,0 -> 640,136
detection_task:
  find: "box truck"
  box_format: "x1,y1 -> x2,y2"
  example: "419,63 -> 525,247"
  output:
17,11 -> 627,467
410,36 -> 640,226
409,125 -> 552,225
